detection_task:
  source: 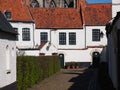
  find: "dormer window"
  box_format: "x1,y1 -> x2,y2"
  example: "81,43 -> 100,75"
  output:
4,10 -> 11,20
30,0 -> 39,8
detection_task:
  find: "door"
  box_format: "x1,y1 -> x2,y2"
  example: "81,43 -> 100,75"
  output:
92,52 -> 100,68
59,54 -> 64,68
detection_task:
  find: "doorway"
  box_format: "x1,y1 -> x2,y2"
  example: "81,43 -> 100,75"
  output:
92,52 -> 100,68
59,54 -> 64,68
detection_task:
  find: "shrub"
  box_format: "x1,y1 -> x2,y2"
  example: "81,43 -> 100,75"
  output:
17,56 -> 61,90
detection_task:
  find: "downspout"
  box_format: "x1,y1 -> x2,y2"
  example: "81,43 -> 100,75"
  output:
32,23 -> 35,48
80,2 -> 86,48
84,23 -> 86,48
50,30 -> 52,45
26,6 -> 35,48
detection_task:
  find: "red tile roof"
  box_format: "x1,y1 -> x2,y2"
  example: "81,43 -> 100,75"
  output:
0,0 -> 33,22
84,3 -> 112,26
29,8 -> 83,29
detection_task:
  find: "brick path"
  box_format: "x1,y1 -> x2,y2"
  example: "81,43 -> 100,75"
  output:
27,68 -> 100,90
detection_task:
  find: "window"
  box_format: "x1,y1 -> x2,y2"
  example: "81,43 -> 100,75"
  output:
68,0 -> 74,8
22,28 -> 30,41
30,0 -> 39,7
69,32 -> 76,45
59,32 -> 66,45
14,28 -> 18,41
40,32 -> 48,43
4,10 -> 11,19
49,0 -> 56,8
92,29 -> 100,41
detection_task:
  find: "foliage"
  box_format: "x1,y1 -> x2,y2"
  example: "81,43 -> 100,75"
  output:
17,56 -> 61,90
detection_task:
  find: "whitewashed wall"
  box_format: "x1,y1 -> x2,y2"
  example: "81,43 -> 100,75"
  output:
57,29 -> 85,49
23,50 -> 40,56
34,29 -> 50,46
58,48 -> 102,63
10,22 -> 35,49
112,0 -> 120,17
0,39 -> 16,88
86,26 -> 107,46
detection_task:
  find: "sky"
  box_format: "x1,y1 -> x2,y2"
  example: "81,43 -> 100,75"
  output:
86,0 -> 112,3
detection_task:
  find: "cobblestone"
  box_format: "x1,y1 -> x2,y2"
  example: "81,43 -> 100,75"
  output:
27,68 -> 100,90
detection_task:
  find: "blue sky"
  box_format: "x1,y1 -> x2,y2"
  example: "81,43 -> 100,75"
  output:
86,0 -> 112,3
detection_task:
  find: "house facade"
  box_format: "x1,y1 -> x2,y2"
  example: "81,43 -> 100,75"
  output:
29,1 -> 111,67
0,0 -> 111,67
0,12 -> 17,90
0,0 -> 35,50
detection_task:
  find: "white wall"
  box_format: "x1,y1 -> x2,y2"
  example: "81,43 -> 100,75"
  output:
58,48 -> 102,63
86,26 -> 107,46
10,22 -> 35,49
57,29 -> 85,49
24,50 -> 40,56
112,0 -> 120,18
112,0 -> 120,3
34,29 -> 50,46
0,39 -> 16,88
112,5 -> 120,18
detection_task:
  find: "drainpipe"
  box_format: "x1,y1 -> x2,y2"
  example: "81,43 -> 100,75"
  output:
50,30 -> 52,45
32,23 -> 35,48
84,23 -> 87,48
80,2 -> 86,48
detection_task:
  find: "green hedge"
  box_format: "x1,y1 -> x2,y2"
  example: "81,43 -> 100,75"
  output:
17,56 -> 61,90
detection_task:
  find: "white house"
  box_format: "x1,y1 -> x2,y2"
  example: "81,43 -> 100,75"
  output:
29,0 -> 111,67
0,12 -> 17,90
0,0 -> 35,49
0,0 -> 112,68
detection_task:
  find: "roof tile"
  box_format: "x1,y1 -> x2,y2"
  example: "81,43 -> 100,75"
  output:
30,8 -> 83,29
84,3 -> 112,26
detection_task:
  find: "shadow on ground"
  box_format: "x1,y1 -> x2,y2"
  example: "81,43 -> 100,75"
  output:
65,64 -> 116,90
66,68 -> 94,90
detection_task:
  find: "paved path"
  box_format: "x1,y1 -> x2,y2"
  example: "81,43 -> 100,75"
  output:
27,68 -> 100,90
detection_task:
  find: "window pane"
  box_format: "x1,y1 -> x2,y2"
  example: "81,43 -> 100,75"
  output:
69,32 -> 76,45
59,32 -> 66,45
13,28 -> 18,41
22,28 -> 30,41
92,29 -> 100,41
40,32 -> 48,43
4,10 -> 11,19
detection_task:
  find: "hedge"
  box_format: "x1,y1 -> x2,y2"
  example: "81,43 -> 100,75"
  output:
17,56 -> 61,90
